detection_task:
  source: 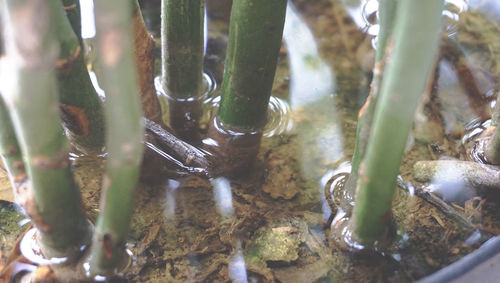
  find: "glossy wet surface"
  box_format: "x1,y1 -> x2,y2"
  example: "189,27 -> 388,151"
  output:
1,0 -> 500,282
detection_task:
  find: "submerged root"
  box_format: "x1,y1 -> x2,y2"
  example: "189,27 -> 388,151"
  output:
412,160 -> 500,204
143,118 -> 213,177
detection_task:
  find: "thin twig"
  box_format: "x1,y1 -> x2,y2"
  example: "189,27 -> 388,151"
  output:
143,118 -> 214,174
397,179 -> 475,231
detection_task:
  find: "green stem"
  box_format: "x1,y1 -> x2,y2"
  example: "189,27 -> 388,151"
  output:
345,0 -> 398,209
350,0 -> 443,244
161,0 -> 204,140
89,0 -> 144,275
53,0 -> 106,154
61,0 -> 82,41
0,97 -> 25,183
374,0 -> 398,63
0,96 -> 30,208
486,94 -> 500,164
2,0 -> 91,259
217,0 -> 287,130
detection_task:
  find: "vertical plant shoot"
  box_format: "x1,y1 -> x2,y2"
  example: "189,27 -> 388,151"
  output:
61,0 -> 82,41
53,0 -> 106,154
217,0 -> 286,129
89,0 -> 145,275
161,0 -> 204,140
132,0 -> 163,124
208,0 -> 287,175
344,0 -> 398,210
485,94 -> 500,164
0,97 -> 29,208
1,0 -> 91,260
349,0 -> 444,244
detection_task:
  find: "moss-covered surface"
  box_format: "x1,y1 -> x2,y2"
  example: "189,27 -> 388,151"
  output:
0,200 -> 29,264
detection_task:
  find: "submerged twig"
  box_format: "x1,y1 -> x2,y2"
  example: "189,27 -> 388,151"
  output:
397,180 -> 475,232
143,118 -> 213,175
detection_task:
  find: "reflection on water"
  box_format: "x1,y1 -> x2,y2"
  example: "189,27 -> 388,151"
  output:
283,4 -> 334,108
228,241 -> 248,283
211,177 -> 234,218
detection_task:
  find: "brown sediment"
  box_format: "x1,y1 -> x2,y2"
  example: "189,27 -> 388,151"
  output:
132,8 -> 163,124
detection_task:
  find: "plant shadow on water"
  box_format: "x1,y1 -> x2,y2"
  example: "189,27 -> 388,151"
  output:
1,0 -> 500,282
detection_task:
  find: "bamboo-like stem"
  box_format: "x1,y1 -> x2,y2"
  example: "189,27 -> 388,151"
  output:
216,0 -> 287,130
161,0 -> 204,140
1,0 -> 91,259
206,0 -> 232,21
61,0 -> 82,41
89,0 -> 144,275
53,0 -> 106,154
132,0 -> 163,124
205,0 -> 286,176
0,97 -> 25,184
344,0 -> 398,210
0,96 -> 30,205
374,0 -> 398,63
349,0 -> 443,244
485,94 -> 500,164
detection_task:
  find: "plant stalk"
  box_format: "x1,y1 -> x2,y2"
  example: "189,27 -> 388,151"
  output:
0,96 -> 30,207
89,0 -> 144,275
53,0 -> 106,154
344,0 -> 398,210
161,0 -> 204,140
61,0 -> 82,41
349,0 -> 443,244
216,0 -> 287,130
485,93 -> 500,164
1,0 -> 91,260
132,0 -> 163,124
